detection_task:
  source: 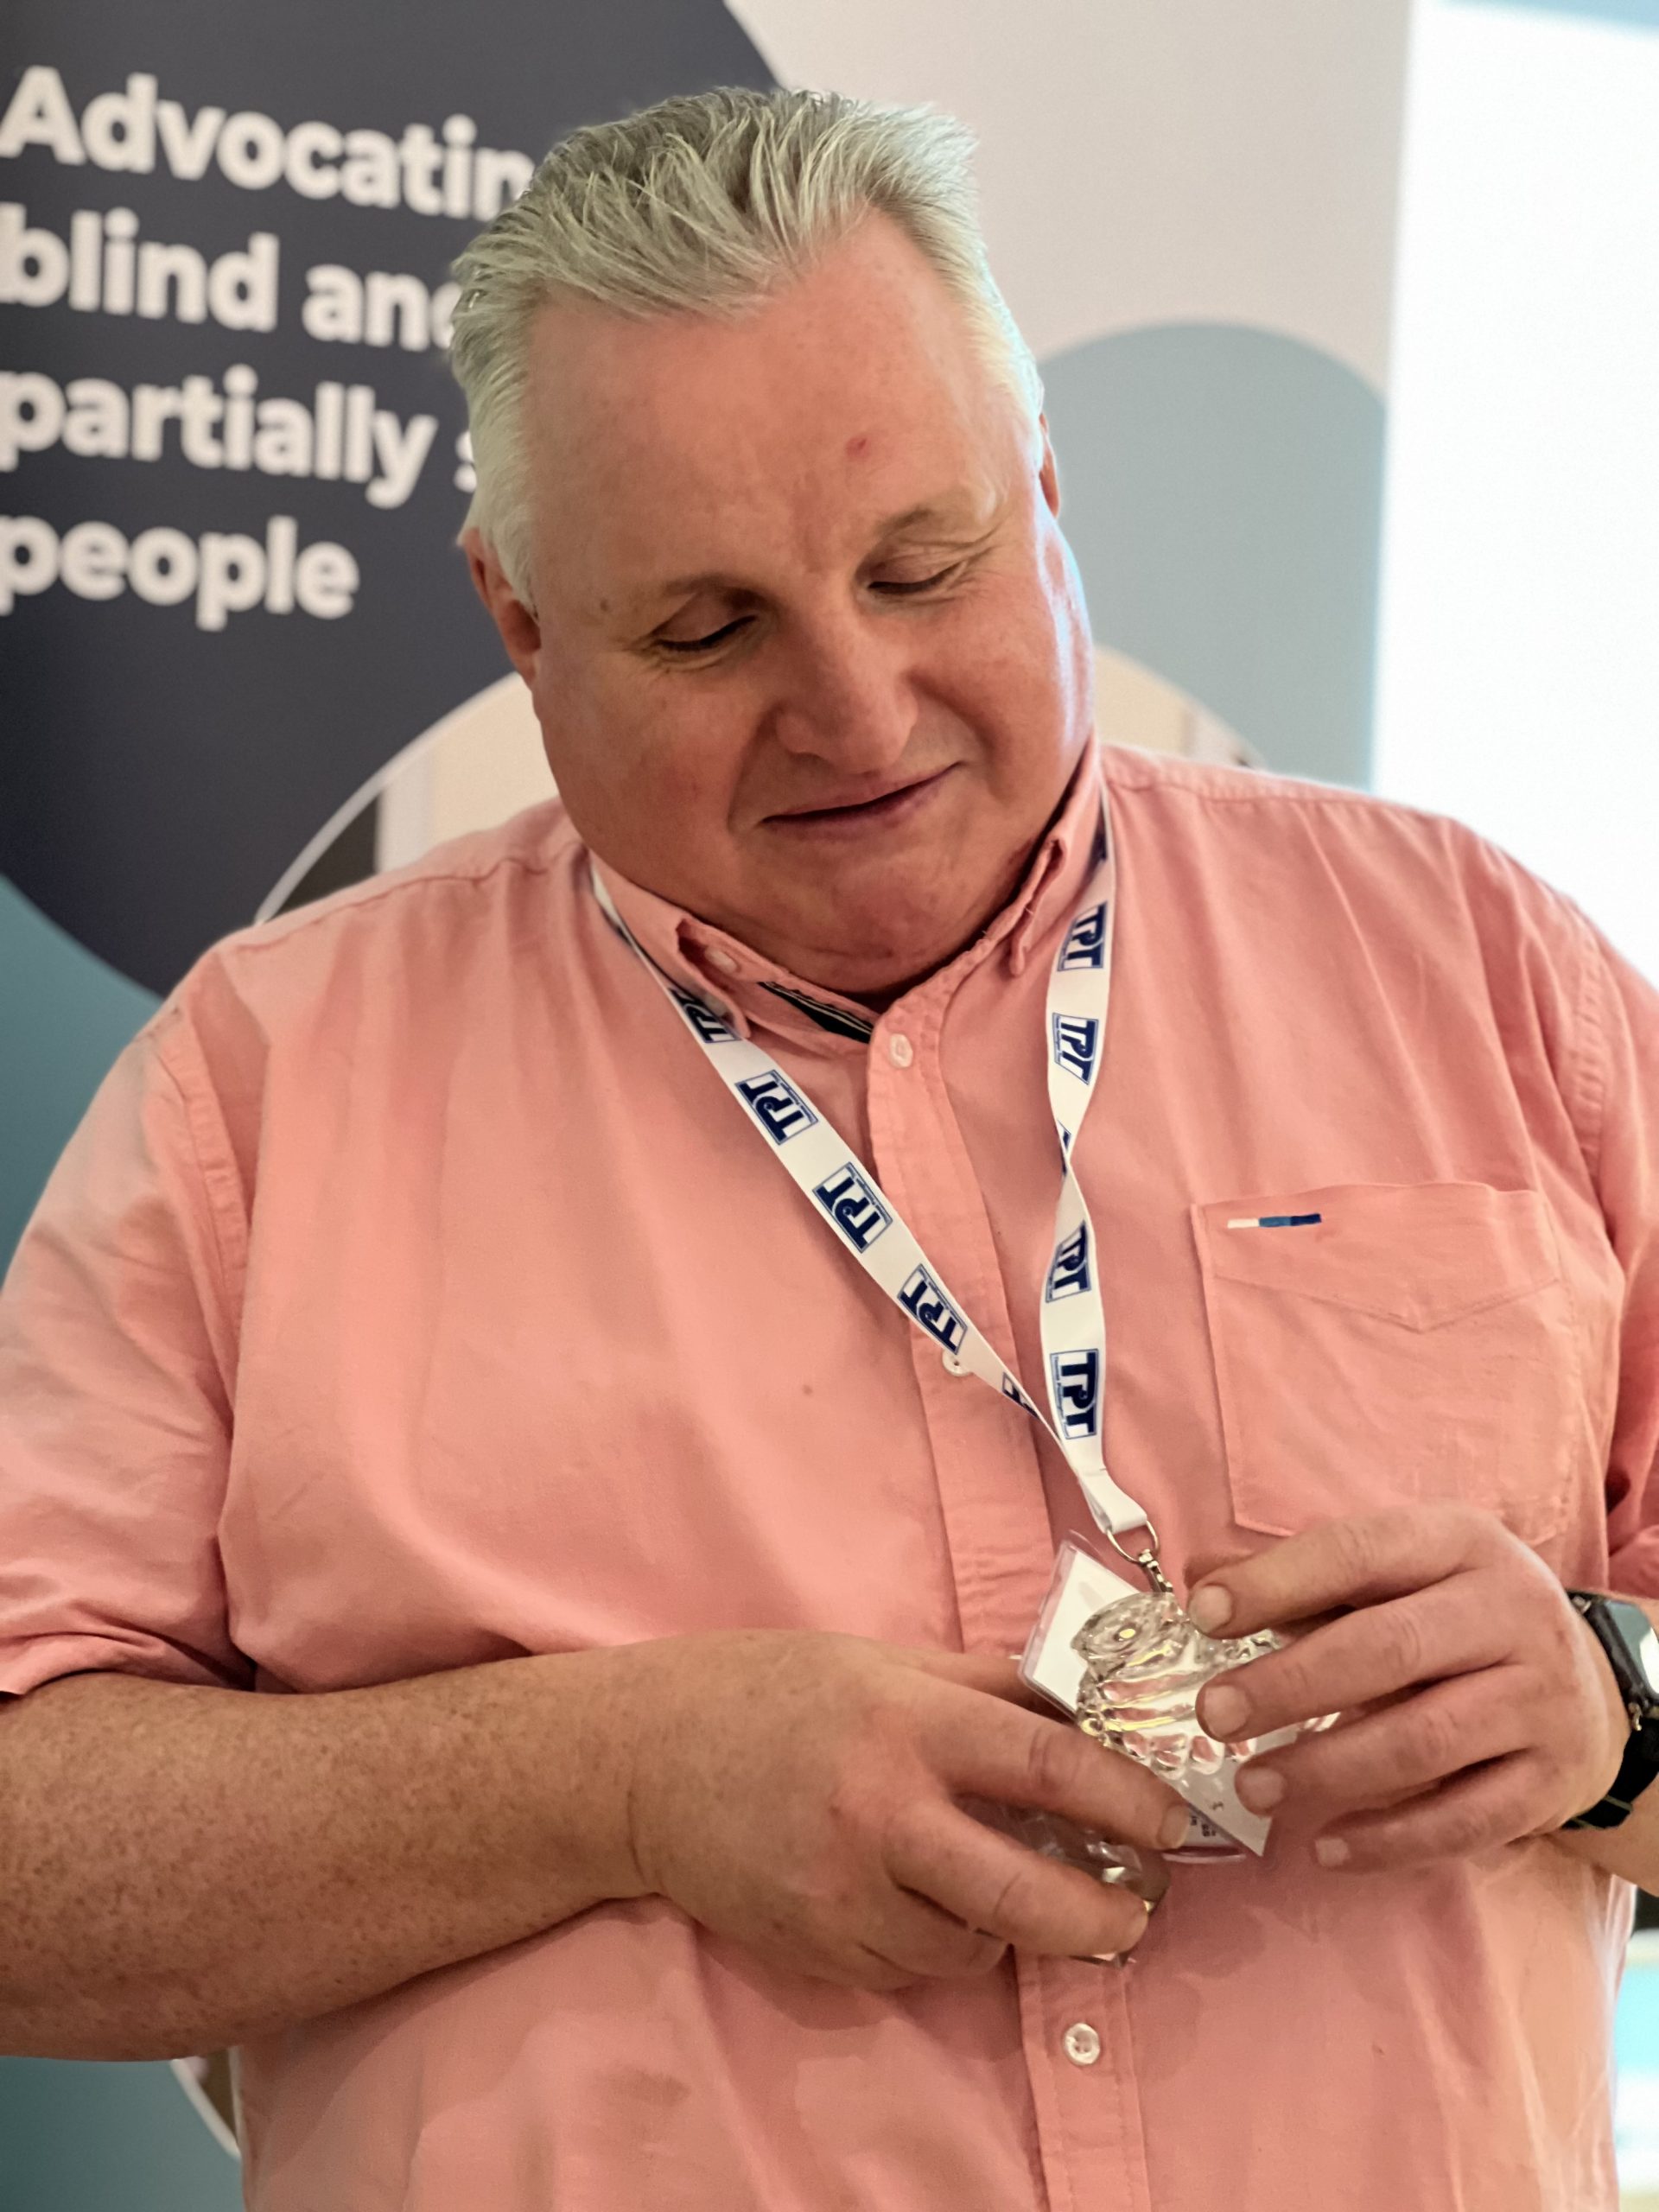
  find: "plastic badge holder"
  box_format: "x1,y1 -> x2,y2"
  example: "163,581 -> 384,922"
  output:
1021,1541 -> 1328,1858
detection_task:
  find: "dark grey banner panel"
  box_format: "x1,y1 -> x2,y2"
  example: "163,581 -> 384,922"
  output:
0,2 -> 774,993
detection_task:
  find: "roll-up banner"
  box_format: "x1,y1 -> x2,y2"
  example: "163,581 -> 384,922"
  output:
0,4 -> 1412,2196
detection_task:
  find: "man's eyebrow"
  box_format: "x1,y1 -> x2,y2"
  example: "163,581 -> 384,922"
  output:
632,569 -> 750,611
866,494 -> 994,541
629,495 -> 998,618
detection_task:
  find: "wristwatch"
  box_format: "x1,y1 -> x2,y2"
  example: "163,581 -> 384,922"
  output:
1563,1592 -> 1659,1830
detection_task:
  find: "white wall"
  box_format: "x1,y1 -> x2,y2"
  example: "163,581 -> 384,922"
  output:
1375,0 -> 1659,978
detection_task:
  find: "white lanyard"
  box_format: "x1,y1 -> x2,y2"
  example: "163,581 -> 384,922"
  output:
589,786 -> 1158,1563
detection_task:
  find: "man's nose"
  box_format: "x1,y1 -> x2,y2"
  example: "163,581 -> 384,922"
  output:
769,614 -> 917,772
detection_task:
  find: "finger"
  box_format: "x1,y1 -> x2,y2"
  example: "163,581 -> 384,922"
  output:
1188,1505 -> 1499,1640
1237,1664 -> 1533,1816
927,1693 -> 1190,1853
851,1886 -> 1011,1983
1181,1541 -> 1264,1591
1182,1544 -> 1356,1653
890,1800 -> 1154,1960
1197,1575 -> 1513,1739
1310,1752 -> 1548,1872
723,1863 -> 1008,1994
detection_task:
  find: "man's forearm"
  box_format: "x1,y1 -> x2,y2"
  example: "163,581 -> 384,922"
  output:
0,1649 -> 641,2063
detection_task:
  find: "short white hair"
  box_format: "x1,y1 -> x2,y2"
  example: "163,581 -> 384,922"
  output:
448,86 -> 1044,607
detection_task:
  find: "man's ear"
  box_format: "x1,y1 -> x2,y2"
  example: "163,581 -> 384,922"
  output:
462,525 -> 541,686
1037,414 -> 1061,521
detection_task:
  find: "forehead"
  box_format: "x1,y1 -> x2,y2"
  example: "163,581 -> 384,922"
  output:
519,214 -> 1023,601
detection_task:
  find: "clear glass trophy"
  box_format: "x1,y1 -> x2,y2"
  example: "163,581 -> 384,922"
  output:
1021,1541 -> 1335,1863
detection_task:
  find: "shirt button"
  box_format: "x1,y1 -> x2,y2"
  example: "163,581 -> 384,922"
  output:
887,1033 -> 914,1069
942,1350 -> 968,1376
705,948 -> 740,976
1063,2023 -> 1102,2068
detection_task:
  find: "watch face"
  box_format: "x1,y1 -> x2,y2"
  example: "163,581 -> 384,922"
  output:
1605,1599 -> 1659,1700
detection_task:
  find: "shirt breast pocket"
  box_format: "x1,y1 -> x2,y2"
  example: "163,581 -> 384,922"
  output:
1190,1181 -> 1579,1548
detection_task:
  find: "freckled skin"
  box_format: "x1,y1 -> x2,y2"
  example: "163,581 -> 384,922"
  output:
465,213 -> 1096,1005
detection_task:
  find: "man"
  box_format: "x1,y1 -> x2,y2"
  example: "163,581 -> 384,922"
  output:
1,85 -> 1656,2212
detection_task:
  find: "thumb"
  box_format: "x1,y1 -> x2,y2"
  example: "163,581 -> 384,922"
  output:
1181,1541 -> 1267,1596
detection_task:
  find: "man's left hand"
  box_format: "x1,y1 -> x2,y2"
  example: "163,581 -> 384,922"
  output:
1186,1504 -> 1630,1871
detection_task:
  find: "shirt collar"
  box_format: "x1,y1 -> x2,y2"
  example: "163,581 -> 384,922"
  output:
589,741 -> 1105,1049
1001,740 -> 1105,978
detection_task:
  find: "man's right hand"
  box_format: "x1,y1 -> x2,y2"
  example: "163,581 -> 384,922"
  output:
595,1629 -> 1189,1991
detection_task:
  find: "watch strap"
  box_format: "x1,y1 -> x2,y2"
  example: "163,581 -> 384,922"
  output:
1563,1591 -> 1659,1832
1565,1728 -> 1659,1830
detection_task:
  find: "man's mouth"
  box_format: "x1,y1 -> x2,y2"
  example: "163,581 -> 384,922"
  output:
765,766 -> 954,835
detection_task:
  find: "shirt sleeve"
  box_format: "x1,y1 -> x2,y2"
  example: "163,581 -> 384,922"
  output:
1580,927 -> 1659,1596
0,998 -> 253,1698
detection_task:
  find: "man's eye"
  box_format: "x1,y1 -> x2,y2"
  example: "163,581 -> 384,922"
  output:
873,564 -> 962,596
656,618 -> 750,657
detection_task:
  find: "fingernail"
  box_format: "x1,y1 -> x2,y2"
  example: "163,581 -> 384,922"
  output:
1188,1585 -> 1232,1633
1200,1684 -> 1247,1738
1237,1765 -> 1283,1812
1158,1804 -> 1191,1850
1314,1836 -> 1351,1868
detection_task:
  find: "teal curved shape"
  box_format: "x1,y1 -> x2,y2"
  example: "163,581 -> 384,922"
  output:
0,877 -> 223,2183
0,2060 -> 240,2209
1453,0 -> 1659,27
0,874 -> 159,1268
1039,323 -> 1387,790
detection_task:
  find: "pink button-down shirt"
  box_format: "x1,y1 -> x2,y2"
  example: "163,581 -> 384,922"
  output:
3,741 -> 1657,2211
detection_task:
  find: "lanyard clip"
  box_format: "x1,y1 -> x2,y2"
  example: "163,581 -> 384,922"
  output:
1133,1548 -> 1175,1599
1103,1516 -> 1174,1599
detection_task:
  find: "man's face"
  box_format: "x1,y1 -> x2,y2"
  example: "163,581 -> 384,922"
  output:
467,212 -> 1096,1002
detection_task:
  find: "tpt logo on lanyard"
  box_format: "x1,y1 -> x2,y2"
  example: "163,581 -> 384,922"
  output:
1052,1014 -> 1101,1083
734,1070 -> 817,1146
1046,1222 -> 1092,1300
812,1163 -> 893,1253
897,1266 -> 969,1357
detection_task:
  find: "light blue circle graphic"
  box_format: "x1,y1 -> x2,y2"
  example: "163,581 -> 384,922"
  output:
1039,323 -> 1388,790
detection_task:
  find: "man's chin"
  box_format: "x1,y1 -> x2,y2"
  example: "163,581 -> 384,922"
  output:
734,812 -> 1048,998
753,901 -> 985,1005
